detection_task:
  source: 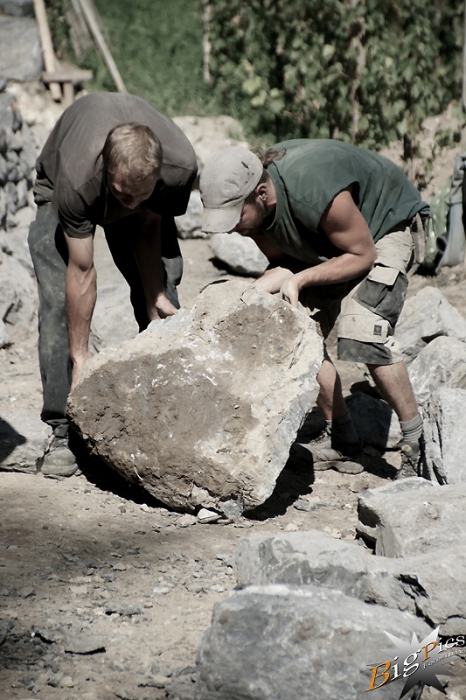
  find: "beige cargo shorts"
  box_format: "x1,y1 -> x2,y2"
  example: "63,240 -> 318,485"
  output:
301,227 -> 413,366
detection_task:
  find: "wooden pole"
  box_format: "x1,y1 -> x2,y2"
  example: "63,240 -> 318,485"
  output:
76,0 -> 127,94
33,0 -> 62,101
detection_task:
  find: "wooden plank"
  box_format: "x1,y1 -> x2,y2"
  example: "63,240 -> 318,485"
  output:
42,69 -> 94,84
76,0 -> 127,94
33,0 -> 62,102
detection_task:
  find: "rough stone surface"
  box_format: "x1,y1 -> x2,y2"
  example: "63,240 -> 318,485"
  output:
397,286 -> 466,363
67,280 -> 323,511
0,252 -> 37,340
423,387 -> 466,484
357,479 -> 466,557
0,17 -> 42,82
195,584 -> 430,700
235,531 -> 466,634
408,335 -> 466,405
0,408 -> 51,473
0,0 -> 34,16
208,232 -> 269,277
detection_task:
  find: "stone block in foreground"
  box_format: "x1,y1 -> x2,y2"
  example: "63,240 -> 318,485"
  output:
67,281 -> 322,512
236,531 -> 466,634
357,479 -> 466,557
423,387 -> 466,484
195,585 -> 430,700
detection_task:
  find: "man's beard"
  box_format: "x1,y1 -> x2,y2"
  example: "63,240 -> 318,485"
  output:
240,198 -> 268,236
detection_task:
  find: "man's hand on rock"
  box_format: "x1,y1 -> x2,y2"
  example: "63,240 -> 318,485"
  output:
255,267 -> 294,295
280,276 -> 300,307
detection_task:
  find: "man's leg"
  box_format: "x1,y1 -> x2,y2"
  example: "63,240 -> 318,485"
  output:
105,215 -> 183,332
290,286 -> 364,475
367,361 -> 418,423
337,228 -> 425,479
28,203 -> 71,424
28,203 -> 78,477
368,361 -> 424,479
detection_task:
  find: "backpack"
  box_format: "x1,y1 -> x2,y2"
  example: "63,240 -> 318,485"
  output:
422,152 -> 466,273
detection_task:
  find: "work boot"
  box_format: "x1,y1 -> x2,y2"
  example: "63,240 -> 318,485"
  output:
289,427 -> 365,474
40,431 -> 79,479
395,436 -> 424,480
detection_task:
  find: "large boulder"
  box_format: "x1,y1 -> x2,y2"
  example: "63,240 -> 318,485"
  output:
423,387 -> 466,484
67,280 -> 322,512
195,585 -> 430,700
408,335 -> 466,405
397,286 -> 466,363
236,531 -> 466,634
357,479 -> 466,557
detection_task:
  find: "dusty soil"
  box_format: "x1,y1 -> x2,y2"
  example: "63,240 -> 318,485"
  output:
2,85 -> 466,699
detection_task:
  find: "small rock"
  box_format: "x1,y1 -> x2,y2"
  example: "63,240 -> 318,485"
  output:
140,504 -> 151,512
176,514 -> 197,528
64,630 -> 106,654
284,523 -> 299,532
197,508 -> 221,524
293,499 -> 312,512
105,602 -> 142,616
151,587 -> 170,597
140,674 -> 170,688
60,675 -> 75,688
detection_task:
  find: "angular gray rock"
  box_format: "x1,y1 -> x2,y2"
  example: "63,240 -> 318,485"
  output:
0,252 -> 37,343
67,281 -> 322,512
397,286 -> 466,363
423,387 -> 466,484
0,17 -> 42,81
408,335 -> 466,405
0,408 -> 51,473
357,479 -> 466,557
236,531 -> 466,634
209,232 -> 269,277
0,0 -> 34,16
195,585 -> 430,700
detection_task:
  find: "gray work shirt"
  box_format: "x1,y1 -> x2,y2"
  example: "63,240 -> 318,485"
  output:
34,92 -> 197,238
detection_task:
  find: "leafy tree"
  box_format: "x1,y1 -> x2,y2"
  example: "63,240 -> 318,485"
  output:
202,0 -> 464,150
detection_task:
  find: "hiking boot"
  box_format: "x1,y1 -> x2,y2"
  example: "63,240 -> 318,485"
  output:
40,434 -> 79,478
395,437 -> 423,480
289,428 -> 365,474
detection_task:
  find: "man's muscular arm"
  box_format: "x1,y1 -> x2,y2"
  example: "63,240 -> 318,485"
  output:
280,188 -> 377,306
64,232 -> 96,391
133,209 -> 178,320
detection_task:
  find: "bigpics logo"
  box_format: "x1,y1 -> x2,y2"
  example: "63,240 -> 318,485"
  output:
366,627 -> 465,696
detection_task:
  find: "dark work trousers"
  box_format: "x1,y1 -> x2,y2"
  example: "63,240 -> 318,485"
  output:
28,202 -> 183,428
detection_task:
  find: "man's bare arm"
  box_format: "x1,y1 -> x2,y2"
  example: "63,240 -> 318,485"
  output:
64,232 -> 96,390
280,189 -> 377,306
133,209 -> 178,320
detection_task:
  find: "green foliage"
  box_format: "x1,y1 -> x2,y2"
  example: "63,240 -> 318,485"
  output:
89,0 -> 218,116
203,0 -> 465,149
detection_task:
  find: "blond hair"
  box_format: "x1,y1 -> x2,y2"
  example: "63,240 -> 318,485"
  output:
102,123 -> 163,185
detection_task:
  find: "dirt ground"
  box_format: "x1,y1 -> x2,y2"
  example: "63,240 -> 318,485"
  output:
2,86 -> 466,698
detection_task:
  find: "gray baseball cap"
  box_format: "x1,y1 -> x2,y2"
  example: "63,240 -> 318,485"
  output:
200,147 -> 263,233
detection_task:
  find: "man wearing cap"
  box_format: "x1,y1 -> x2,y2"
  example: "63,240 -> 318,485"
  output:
199,140 -> 429,479
28,92 -> 197,477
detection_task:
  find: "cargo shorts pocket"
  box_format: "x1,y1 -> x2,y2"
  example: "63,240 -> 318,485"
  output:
353,265 -> 408,327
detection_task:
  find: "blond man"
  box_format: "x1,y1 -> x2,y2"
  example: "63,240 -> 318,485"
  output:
28,92 -> 197,476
